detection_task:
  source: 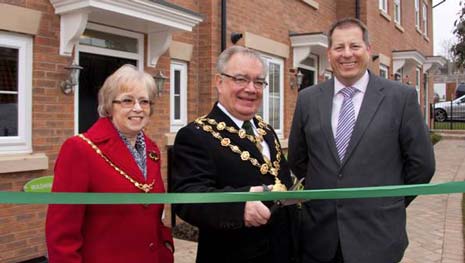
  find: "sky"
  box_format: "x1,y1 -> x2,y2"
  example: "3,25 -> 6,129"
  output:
433,0 -> 462,57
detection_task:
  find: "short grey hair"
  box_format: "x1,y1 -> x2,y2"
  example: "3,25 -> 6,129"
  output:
216,46 -> 268,77
97,64 -> 157,117
328,17 -> 370,47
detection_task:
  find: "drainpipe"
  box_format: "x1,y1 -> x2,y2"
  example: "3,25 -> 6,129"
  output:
221,0 -> 227,51
355,0 -> 360,19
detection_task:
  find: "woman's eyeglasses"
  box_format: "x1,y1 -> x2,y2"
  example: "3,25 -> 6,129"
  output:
112,98 -> 153,109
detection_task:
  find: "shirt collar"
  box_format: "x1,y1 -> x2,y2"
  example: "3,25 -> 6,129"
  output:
334,70 -> 369,95
217,102 -> 254,129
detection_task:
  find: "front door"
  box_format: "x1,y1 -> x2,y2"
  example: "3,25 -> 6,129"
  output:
78,52 -> 136,133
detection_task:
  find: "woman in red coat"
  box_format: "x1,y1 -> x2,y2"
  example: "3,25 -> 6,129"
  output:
46,64 -> 174,263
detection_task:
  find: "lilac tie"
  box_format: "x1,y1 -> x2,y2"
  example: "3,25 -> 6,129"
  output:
335,87 -> 357,160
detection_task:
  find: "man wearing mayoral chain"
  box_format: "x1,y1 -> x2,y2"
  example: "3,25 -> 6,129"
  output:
172,46 -> 295,263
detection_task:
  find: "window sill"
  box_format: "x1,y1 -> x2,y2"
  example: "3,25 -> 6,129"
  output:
379,10 -> 391,21
0,153 -> 48,173
301,0 -> 319,10
423,34 -> 430,42
395,23 -> 404,33
165,132 -> 177,147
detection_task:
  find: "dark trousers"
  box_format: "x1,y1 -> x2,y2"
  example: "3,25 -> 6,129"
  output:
302,242 -> 343,263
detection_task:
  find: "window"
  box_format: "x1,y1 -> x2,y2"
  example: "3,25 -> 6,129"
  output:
422,2 -> 428,37
415,0 -> 420,29
170,61 -> 188,132
379,0 -> 388,13
0,32 -> 32,154
416,68 -> 421,104
258,54 -> 284,137
379,64 -> 389,78
394,0 -> 401,24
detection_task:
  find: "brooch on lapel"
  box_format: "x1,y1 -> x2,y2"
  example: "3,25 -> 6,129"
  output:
148,151 -> 159,161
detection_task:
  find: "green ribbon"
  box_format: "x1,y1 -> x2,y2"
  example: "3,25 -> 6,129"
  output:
1,181 -> 464,204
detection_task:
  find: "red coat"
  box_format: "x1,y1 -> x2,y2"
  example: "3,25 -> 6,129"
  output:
46,118 -> 173,263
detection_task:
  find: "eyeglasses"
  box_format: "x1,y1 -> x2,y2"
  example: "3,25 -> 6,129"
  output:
112,98 -> 153,109
221,73 -> 268,89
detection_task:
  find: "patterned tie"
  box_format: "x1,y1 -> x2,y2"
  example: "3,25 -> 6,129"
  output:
335,87 -> 357,160
242,120 -> 255,136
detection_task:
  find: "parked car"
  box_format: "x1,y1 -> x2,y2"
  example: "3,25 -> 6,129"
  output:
434,94 -> 465,122
455,82 -> 465,98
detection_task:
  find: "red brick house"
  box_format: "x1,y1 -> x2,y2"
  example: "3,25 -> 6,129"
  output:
0,0 -> 444,262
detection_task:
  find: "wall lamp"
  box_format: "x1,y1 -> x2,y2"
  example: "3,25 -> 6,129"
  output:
61,62 -> 83,95
290,69 -> 303,89
153,71 -> 168,97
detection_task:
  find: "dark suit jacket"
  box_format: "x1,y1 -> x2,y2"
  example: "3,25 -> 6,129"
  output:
173,103 -> 294,263
288,73 -> 435,263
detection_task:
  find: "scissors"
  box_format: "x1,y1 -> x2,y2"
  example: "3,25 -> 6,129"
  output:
263,175 -> 305,213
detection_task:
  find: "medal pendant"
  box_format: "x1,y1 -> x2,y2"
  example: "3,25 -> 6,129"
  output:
272,179 -> 287,192
217,122 -> 226,130
238,129 -> 247,138
240,151 -> 250,161
221,138 -> 231,146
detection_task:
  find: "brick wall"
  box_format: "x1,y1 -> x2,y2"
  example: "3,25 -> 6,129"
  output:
0,0 -> 436,261
0,0 -> 71,261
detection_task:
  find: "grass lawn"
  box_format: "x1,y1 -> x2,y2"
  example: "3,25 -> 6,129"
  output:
434,122 -> 465,130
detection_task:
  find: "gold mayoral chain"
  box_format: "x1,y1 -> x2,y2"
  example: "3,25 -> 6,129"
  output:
77,134 -> 155,193
195,115 -> 287,192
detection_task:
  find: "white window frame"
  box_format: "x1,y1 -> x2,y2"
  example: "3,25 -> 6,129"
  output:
416,67 -> 421,104
170,60 -> 188,132
379,64 -> 389,79
379,0 -> 388,13
260,53 -> 284,137
394,0 -> 401,24
75,23 -> 144,134
0,32 -> 32,154
422,2 -> 428,37
415,0 -> 420,29
298,54 -> 318,87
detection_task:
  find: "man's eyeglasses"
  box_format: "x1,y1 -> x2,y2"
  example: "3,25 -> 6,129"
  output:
221,73 -> 268,89
112,98 -> 153,109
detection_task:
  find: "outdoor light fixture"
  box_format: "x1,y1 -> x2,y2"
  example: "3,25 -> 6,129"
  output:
290,69 -> 303,89
153,71 -> 168,97
61,62 -> 83,95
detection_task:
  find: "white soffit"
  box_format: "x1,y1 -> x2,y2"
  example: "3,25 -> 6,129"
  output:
290,33 -> 328,75
423,56 -> 447,72
392,50 -> 426,73
49,0 -> 202,67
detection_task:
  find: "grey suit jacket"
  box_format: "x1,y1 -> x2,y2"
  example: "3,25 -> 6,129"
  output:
288,72 -> 435,263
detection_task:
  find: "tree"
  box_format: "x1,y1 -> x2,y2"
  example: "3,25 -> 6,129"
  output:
451,1 -> 465,68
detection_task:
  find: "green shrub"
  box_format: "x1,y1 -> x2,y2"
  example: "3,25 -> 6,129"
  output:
430,132 -> 442,145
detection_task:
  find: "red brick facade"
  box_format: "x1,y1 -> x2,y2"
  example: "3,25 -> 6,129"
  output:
0,0 -> 436,261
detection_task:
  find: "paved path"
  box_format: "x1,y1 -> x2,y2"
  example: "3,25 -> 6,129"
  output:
402,139 -> 464,263
174,139 -> 464,263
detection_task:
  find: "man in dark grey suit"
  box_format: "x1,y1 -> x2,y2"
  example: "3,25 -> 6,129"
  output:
288,18 -> 435,263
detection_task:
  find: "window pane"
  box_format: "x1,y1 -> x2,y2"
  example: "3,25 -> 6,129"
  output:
79,29 -> 138,53
268,63 -> 280,130
0,47 -> 18,92
0,94 -> 18,136
174,95 -> 180,119
174,70 -> 180,94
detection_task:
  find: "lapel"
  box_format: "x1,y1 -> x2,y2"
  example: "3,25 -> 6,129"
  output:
207,104 -> 265,162
84,118 -> 147,183
342,73 -> 385,165
318,79 -> 341,164
255,118 -> 279,163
